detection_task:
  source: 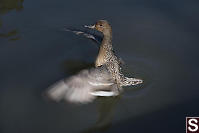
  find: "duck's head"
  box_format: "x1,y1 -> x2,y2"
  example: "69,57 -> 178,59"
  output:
85,20 -> 112,36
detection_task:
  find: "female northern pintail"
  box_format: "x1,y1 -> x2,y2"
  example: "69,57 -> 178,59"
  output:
47,20 -> 143,103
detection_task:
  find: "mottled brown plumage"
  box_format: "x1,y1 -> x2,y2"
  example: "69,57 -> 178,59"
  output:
46,20 -> 143,104
88,20 -> 142,87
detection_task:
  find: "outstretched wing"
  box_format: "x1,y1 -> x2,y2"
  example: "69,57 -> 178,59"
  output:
46,66 -> 118,104
64,27 -> 103,45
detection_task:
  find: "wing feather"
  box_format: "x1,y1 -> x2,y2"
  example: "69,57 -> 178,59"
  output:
47,66 -> 117,103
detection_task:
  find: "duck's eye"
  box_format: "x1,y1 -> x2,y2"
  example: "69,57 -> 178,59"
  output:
99,24 -> 103,27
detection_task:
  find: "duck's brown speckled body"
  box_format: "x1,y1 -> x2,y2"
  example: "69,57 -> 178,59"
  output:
46,20 -> 143,104
93,20 -> 142,87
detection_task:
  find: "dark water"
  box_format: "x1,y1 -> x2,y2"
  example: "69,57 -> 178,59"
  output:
0,0 -> 199,133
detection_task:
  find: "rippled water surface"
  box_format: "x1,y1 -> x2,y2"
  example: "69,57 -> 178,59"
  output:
0,0 -> 199,133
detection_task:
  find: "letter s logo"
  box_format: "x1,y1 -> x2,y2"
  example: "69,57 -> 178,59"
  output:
188,118 -> 198,132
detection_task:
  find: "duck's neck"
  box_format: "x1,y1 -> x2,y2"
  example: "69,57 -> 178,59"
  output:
101,33 -> 113,51
95,32 -> 113,67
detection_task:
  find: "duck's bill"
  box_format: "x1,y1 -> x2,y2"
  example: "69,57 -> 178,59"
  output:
84,24 -> 95,29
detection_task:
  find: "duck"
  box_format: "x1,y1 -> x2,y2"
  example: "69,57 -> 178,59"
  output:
47,20 -> 143,104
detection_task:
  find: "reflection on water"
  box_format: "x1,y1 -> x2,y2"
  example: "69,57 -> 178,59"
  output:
0,0 -> 24,14
0,29 -> 20,40
83,96 -> 120,133
0,0 -> 23,40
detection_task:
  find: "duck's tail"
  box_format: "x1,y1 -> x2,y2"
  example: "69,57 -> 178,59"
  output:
120,77 -> 143,86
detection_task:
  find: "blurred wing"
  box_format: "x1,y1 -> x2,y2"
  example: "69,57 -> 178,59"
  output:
46,66 -> 117,104
65,28 -> 102,45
